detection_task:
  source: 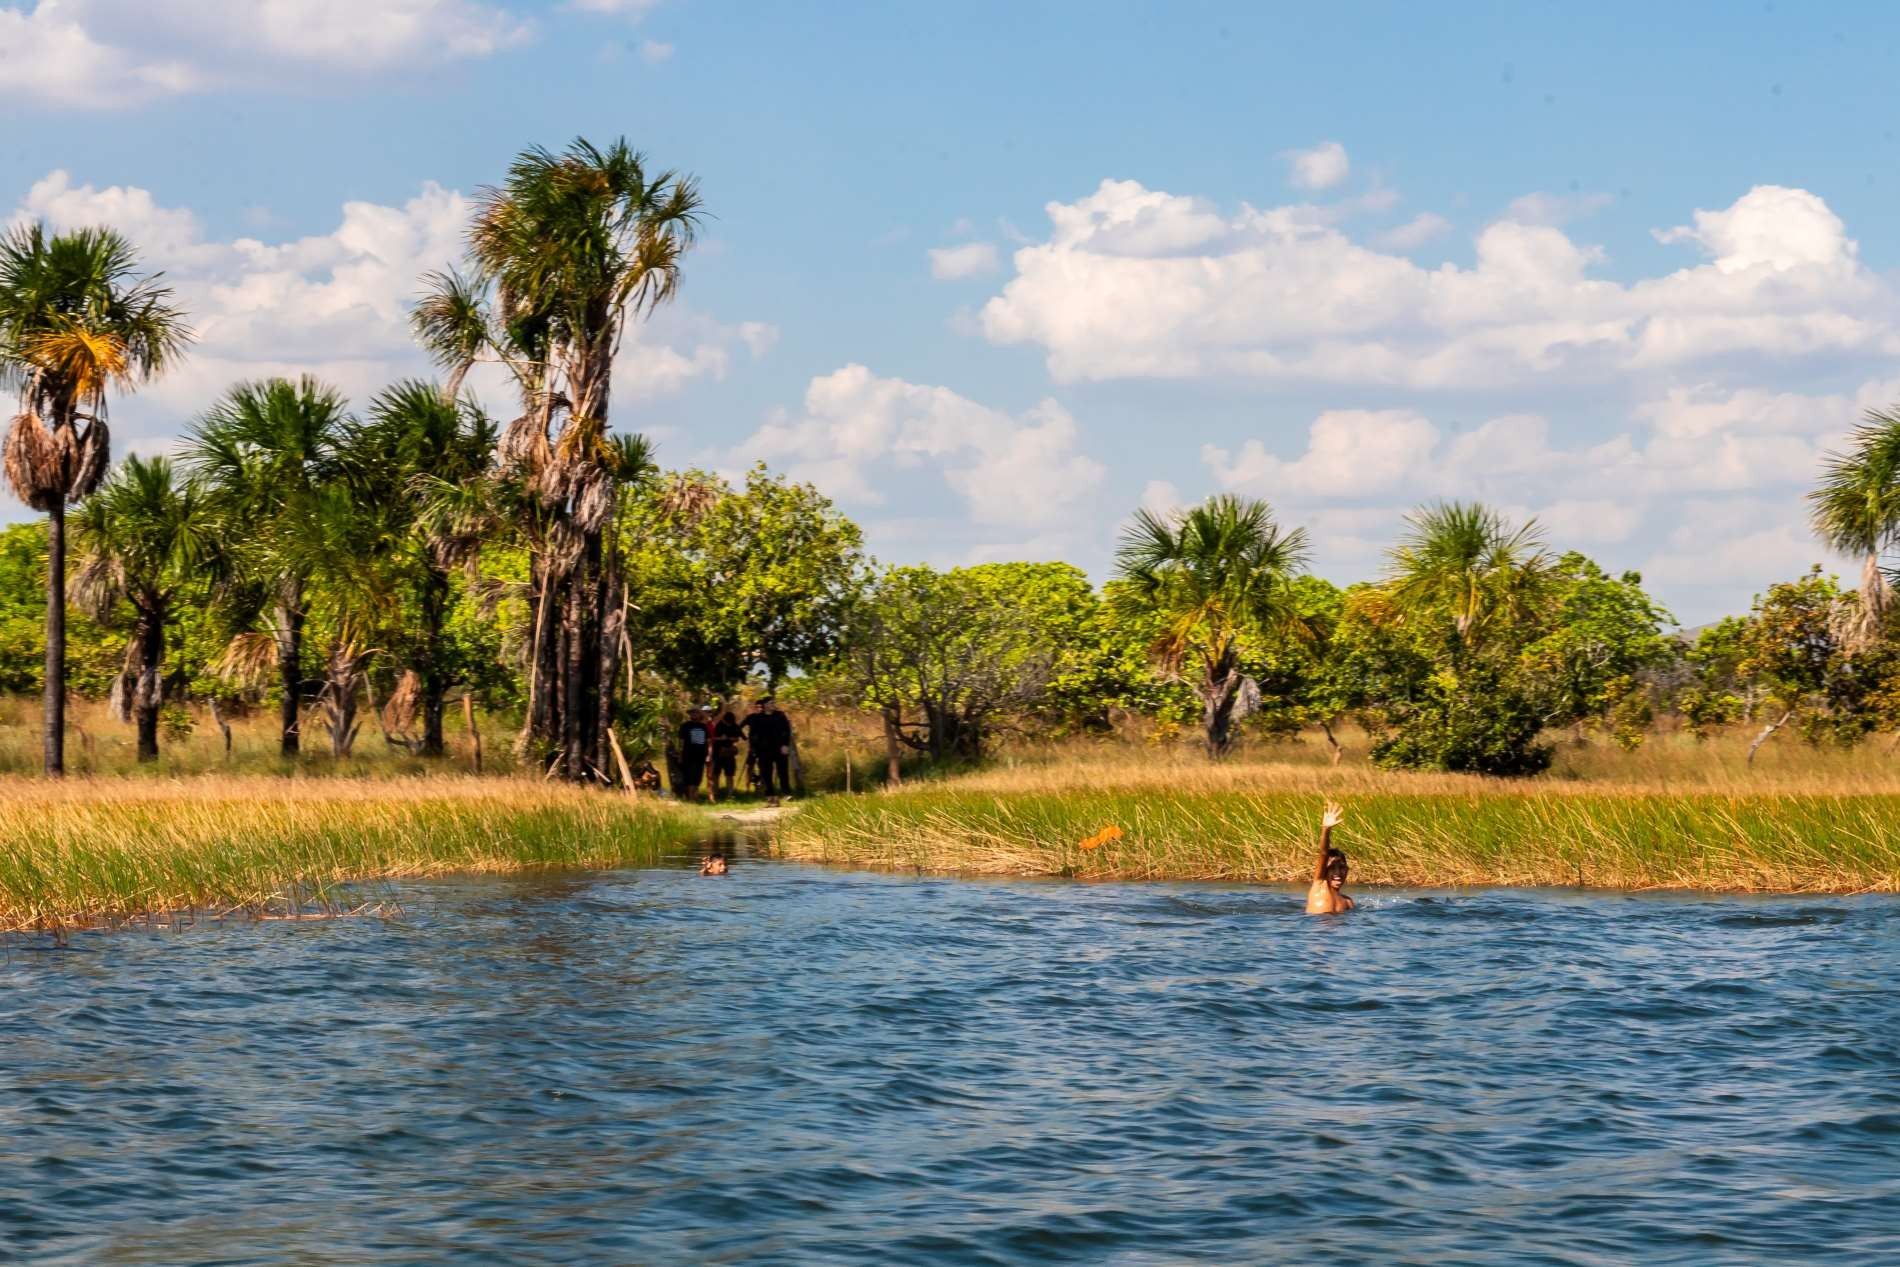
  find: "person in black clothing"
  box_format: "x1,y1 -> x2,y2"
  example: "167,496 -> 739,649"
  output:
710,706 -> 743,795
742,697 -> 794,806
676,708 -> 711,800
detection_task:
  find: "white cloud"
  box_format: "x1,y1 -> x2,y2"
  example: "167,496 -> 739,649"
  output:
928,241 -> 1000,280
0,0 -> 531,105
1503,191 -> 1612,227
570,0 -> 663,12
979,180 -> 1897,390
1375,212 -> 1451,251
0,4 -> 197,107
1283,141 -> 1350,192
1140,479 -> 1182,515
736,365 -> 1104,531
638,39 -> 673,62
6,170 -> 769,452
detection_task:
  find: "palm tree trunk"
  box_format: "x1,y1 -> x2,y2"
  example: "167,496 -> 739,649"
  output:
277,579 -> 303,757
133,608 -> 163,762
418,567 -> 448,757
561,570 -> 587,780
1201,649 -> 1241,760
43,501 -> 65,777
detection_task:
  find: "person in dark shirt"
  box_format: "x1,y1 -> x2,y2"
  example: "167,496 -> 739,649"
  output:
676,708 -> 711,800
742,697 -> 794,806
710,707 -> 743,795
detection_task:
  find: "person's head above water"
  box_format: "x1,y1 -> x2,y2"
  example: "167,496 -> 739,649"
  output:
1323,847 -> 1349,889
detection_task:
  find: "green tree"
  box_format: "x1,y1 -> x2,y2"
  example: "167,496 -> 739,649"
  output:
416,136 -> 699,782
621,465 -> 865,696
1734,568 -> 1881,762
69,456 -> 216,760
187,376 -> 352,756
1111,494 -> 1313,758
1381,501 -> 1553,658
354,380 -> 496,755
0,224 -> 189,774
1809,408 -> 1900,648
1518,553 -> 1677,742
846,563 -> 1079,769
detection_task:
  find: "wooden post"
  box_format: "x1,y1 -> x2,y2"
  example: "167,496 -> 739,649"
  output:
607,725 -> 636,794
463,695 -> 483,774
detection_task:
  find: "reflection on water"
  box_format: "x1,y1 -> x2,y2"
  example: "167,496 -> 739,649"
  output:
4,856 -> 1898,1265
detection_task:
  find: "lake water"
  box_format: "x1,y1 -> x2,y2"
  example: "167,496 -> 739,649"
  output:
4,856 -> 1898,1265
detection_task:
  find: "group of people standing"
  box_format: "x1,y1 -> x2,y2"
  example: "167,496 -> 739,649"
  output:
675,698 -> 796,805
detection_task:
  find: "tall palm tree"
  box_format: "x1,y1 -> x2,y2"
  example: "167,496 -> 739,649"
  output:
352,379 -> 496,755
1113,494 -> 1312,758
1381,502 -> 1553,658
70,455 -> 214,760
1808,408 -> 1900,651
187,376 -> 351,757
414,136 -> 699,782
0,224 -> 189,774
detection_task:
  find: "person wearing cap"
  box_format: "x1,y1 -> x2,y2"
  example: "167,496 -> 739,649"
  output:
675,707 -> 712,800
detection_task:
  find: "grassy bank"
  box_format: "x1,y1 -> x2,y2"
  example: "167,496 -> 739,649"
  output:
0,778 -> 705,933
776,742 -> 1900,893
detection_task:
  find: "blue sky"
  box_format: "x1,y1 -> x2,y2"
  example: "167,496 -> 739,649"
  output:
3,1 -> 1897,621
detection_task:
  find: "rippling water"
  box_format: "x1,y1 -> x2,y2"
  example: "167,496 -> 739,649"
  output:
4,856 -> 1899,1265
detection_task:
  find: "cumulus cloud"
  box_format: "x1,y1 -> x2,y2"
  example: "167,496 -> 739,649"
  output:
1375,212 -> 1451,251
637,38 -> 673,62
735,365 -> 1104,531
927,241 -> 1001,280
1283,141 -> 1350,191
0,0 -> 531,105
6,170 -> 770,449
979,180 -> 1894,389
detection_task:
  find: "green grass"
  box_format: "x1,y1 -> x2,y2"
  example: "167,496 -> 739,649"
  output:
0,778 -> 707,932
778,785 -> 1900,894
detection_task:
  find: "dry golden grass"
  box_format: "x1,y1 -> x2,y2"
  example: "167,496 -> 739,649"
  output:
0,776 -> 703,933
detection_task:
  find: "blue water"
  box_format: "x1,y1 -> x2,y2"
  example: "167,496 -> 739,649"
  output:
3,860 -> 1899,1265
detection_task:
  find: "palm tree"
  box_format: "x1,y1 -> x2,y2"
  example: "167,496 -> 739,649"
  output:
1380,502 -> 1553,658
70,455 -> 214,760
0,224 -> 189,774
1809,409 -> 1900,651
1113,494 -> 1312,758
414,136 -> 699,782
352,380 -> 496,755
187,376 -> 351,757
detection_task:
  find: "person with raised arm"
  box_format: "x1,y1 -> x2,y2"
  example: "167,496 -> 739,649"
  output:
1305,800 -> 1355,914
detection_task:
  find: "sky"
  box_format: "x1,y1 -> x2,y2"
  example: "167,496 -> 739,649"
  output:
1,0 -> 1897,623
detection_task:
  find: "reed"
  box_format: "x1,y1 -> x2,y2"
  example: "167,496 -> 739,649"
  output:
0,777 -> 703,932
776,736 -> 1900,893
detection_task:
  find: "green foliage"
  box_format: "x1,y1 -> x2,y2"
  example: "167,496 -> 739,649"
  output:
1371,662 -> 1555,776
1518,553 -> 1677,731
623,465 -> 866,695
845,562 -> 1086,759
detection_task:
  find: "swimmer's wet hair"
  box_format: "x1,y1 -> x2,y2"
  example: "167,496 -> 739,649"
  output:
1324,848 -> 1349,883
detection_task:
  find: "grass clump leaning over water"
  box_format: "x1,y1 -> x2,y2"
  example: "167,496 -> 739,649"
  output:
775,735 -> 1900,894
0,778 -> 702,933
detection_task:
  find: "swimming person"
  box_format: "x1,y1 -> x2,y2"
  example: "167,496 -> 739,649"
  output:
699,851 -> 728,876
1305,800 -> 1354,914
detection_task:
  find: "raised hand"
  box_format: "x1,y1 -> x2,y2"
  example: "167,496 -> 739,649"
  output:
1321,800 -> 1345,831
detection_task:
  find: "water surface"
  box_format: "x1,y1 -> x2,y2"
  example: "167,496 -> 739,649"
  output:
4,859 -> 1898,1265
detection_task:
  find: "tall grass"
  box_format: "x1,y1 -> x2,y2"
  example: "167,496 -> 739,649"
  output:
778,732 -> 1900,893
0,778 -> 703,932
